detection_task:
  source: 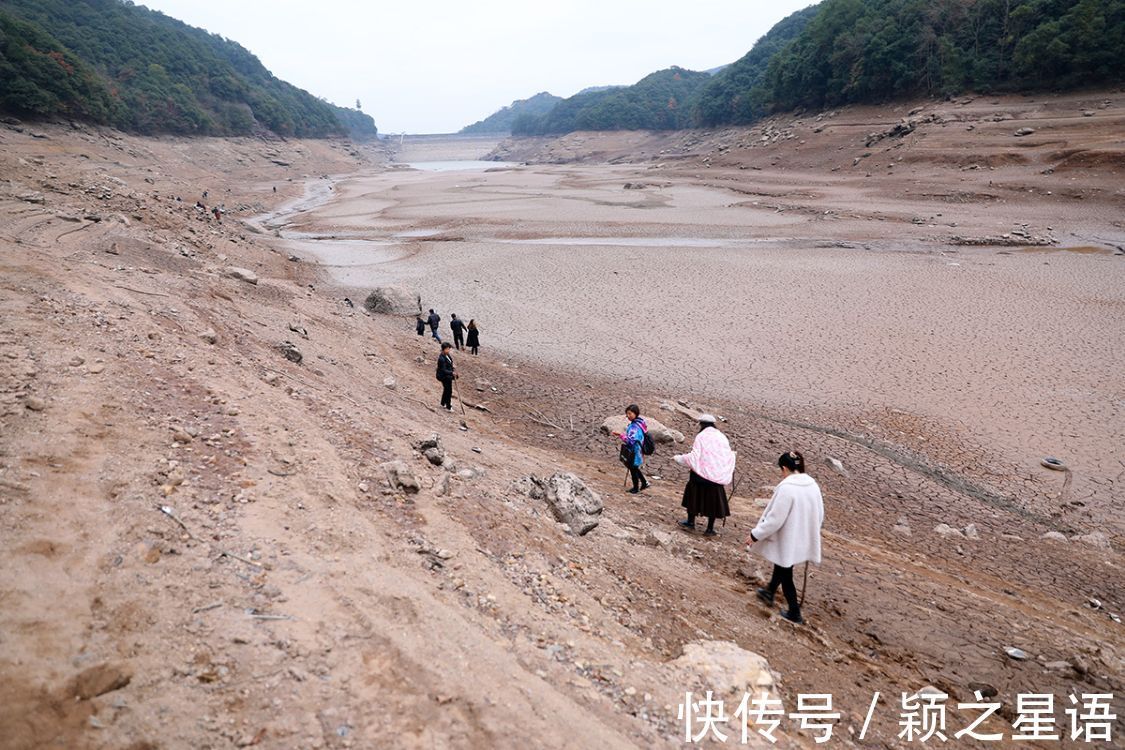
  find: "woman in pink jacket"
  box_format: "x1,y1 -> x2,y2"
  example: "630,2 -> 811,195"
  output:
673,415 -> 735,536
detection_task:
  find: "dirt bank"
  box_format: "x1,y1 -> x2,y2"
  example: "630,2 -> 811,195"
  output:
0,102 -> 1122,750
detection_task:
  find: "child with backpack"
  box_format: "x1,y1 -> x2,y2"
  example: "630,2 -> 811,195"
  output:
612,404 -> 651,494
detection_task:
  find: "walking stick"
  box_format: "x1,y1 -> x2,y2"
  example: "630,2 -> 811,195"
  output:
453,377 -> 467,416
799,561 -> 809,607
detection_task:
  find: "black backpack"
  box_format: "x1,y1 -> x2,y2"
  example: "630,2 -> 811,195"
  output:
641,432 -> 655,456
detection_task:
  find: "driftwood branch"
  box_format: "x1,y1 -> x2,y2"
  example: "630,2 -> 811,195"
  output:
527,410 -> 560,430
114,284 -> 171,297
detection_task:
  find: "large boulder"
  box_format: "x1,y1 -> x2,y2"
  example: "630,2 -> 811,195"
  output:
382,461 -> 421,494
364,286 -> 420,315
226,266 -> 259,285
522,473 -> 603,535
412,434 -> 445,466
600,415 -> 684,444
672,640 -> 777,694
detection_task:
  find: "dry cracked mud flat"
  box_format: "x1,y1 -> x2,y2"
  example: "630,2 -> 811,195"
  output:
1,90 -> 1122,750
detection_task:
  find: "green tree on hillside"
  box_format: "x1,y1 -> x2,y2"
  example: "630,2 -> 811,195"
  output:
0,0 -> 378,137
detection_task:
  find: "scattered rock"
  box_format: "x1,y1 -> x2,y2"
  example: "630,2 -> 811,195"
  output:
1014,127 -> 1035,137
278,341 -> 303,364
968,682 -> 998,698
599,415 -> 683,444
226,266 -> 259,285
17,192 -> 45,204
1074,531 -> 1110,549
413,434 -> 445,465
69,355 -> 85,367
648,529 -> 674,548
1040,531 -> 1068,543
825,456 -> 847,475
86,363 -> 105,374
383,461 -> 421,494
382,376 -> 396,389
68,662 -> 132,700
24,396 -> 47,412
964,523 -> 980,540
172,429 -> 194,444
892,522 -> 913,537
198,328 -> 218,345
522,473 -> 603,535
1005,647 -> 1029,661
363,286 -> 419,315
934,523 -> 965,539
1043,660 -> 1073,672
673,640 -> 776,694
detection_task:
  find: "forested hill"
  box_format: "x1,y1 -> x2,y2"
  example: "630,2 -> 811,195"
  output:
512,0 -> 1125,135
460,92 -> 562,134
757,0 -> 1125,115
512,67 -> 712,135
0,0 -> 377,138
694,5 -> 821,126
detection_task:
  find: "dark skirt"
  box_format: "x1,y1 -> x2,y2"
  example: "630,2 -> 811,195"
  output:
466,330 -> 479,347
681,471 -> 730,519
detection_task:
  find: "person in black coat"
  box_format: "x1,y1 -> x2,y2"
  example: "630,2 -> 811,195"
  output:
450,314 -> 466,350
466,319 -> 480,355
415,315 -> 426,336
427,309 -> 441,341
436,342 -> 456,411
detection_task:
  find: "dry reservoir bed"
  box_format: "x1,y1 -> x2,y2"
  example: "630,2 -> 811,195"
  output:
273,162 -> 1125,530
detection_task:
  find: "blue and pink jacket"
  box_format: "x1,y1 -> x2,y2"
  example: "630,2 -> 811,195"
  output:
619,417 -> 648,467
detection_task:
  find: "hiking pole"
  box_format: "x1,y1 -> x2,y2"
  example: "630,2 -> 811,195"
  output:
453,377 -> 467,416
799,561 -> 809,607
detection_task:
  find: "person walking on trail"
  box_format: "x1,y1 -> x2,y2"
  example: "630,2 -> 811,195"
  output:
427,309 -> 441,341
415,315 -> 426,336
674,415 -> 735,536
436,342 -> 457,411
612,404 -> 649,494
450,314 -> 466,350
746,450 -> 824,625
466,319 -> 480,355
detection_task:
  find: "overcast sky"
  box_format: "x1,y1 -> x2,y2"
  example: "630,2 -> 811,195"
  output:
138,0 -> 815,134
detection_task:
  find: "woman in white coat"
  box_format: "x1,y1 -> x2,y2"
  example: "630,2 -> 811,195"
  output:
745,450 -> 824,624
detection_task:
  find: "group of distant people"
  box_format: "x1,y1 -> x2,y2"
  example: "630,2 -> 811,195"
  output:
418,309 -> 482,412
417,309 -> 479,354
614,405 -> 824,625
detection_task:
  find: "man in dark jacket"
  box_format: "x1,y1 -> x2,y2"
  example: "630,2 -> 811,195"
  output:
449,314 -> 466,350
427,309 -> 441,341
436,342 -> 456,411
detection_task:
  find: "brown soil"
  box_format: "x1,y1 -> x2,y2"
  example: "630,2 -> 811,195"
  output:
1,90 -> 1122,750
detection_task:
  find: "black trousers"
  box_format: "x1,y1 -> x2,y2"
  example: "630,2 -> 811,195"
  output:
628,464 -> 646,490
767,564 -> 800,615
440,378 -> 453,408
453,331 -> 464,349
